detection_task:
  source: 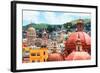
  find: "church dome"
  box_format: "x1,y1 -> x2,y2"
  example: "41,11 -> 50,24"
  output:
65,51 -> 91,60
27,27 -> 36,32
65,19 -> 91,54
27,26 -> 36,36
47,53 -> 64,61
65,32 -> 91,52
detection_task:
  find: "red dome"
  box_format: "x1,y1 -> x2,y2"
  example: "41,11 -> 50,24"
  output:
65,51 -> 91,60
47,53 -> 64,61
65,31 -> 91,53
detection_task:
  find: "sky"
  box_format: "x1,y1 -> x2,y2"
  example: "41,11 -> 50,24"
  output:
23,10 -> 91,26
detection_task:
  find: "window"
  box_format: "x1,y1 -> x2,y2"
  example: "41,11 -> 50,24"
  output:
37,53 -> 40,56
32,60 -> 35,62
44,51 -> 45,55
31,53 -> 36,56
78,46 -> 80,51
44,59 -> 46,62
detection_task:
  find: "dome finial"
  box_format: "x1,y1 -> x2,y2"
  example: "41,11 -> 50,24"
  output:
76,19 -> 84,31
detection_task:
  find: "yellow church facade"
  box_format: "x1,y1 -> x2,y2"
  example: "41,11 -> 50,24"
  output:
29,48 -> 48,62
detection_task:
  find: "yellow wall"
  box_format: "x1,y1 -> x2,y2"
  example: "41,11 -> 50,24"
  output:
29,48 -> 48,62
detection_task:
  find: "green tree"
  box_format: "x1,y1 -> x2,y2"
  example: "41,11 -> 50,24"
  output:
47,25 -> 53,33
63,22 -> 72,31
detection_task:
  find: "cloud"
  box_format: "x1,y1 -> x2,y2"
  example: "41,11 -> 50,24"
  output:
23,11 -> 40,23
23,11 -> 91,25
43,12 -> 67,24
43,12 -> 80,24
60,13 -> 91,23
58,13 -> 74,23
64,13 -> 91,19
44,12 -> 57,24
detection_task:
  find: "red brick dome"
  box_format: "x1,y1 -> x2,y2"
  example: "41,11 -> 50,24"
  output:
65,19 -> 91,54
65,51 -> 91,60
47,53 -> 64,61
65,32 -> 91,53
